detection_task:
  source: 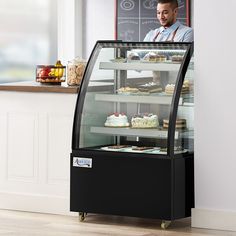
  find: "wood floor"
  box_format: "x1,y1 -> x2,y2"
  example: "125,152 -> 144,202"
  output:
0,209 -> 235,236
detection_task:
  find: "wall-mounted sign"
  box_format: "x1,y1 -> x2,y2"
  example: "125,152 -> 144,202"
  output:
115,0 -> 190,41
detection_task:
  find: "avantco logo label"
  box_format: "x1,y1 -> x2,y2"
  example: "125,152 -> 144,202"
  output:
73,157 -> 92,168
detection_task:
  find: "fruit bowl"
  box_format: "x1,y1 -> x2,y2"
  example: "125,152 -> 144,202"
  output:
36,64 -> 66,84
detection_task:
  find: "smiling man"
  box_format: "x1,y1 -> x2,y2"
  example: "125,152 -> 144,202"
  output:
144,0 -> 193,42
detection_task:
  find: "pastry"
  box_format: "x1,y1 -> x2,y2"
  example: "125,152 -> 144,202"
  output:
165,84 -> 175,94
143,52 -> 158,62
105,113 -> 130,127
138,82 -> 162,93
165,80 -> 190,94
131,113 -> 159,128
127,52 -> 140,62
155,54 -> 167,62
171,55 -> 184,62
143,52 -> 167,62
107,145 -> 131,149
163,118 -> 187,129
117,87 -> 139,94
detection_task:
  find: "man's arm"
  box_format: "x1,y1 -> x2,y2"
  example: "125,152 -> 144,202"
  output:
182,28 -> 194,42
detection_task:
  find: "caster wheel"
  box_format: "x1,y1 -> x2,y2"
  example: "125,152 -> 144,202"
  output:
161,220 -> 171,229
79,212 -> 85,222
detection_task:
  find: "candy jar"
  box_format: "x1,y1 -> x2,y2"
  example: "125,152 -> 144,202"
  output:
67,58 -> 87,86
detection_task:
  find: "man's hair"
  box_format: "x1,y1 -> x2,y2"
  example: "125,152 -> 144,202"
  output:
157,0 -> 178,9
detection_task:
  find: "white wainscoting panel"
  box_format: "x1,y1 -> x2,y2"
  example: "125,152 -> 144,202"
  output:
47,113 -> 72,185
0,92 -> 77,215
7,112 -> 39,182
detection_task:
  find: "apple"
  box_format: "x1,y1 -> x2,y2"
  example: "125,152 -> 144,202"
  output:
38,67 -> 51,78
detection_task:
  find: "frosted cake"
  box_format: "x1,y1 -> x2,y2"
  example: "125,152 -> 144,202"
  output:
131,113 -> 159,128
105,113 -> 130,127
165,80 -> 190,94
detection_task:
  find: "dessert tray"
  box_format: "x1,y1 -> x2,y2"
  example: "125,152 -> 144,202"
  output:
100,146 -> 159,153
100,146 -> 188,154
127,147 -> 159,153
101,145 -> 132,152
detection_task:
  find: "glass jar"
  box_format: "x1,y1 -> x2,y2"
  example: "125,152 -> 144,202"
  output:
67,58 -> 87,86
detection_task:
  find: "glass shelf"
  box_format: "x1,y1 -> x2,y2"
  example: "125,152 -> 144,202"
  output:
90,126 -> 179,139
99,61 -> 181,71
95,93 -> 193,106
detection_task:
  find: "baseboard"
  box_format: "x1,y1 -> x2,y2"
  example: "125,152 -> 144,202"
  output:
192,208 -> 236,231
0,192 -> 76,216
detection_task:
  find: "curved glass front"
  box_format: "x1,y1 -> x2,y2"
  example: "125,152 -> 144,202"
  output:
174,55 -> 194,155
76,42 -> 193,156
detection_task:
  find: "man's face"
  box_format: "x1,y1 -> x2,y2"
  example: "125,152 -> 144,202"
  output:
157,3 -> 178,27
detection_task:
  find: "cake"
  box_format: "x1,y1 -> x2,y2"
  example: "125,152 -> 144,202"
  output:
138,82 -> 162,93
132,146 -> 153,151
165,84 -> 175,94
165,80 -> 190,94
107,145 -> 131,149
105,113 -> 130,127
143,52 -> 167,62
117,87 -> 139,94
155,54 -> 167,62
110,57 -> 126,63
127,52 -> 140,62
163,118 -> 187,129
143,52 -> 158,62
131,113 -> 159,128
171,55 -> 184,62
182,80 -> 191,92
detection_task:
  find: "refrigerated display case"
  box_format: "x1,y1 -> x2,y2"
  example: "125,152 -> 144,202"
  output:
70,41 -> 194,228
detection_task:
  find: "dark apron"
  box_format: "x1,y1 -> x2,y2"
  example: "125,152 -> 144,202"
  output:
152,26 -> 179,42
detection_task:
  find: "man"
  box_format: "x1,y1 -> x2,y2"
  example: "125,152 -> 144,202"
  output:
144,0 -> 193,42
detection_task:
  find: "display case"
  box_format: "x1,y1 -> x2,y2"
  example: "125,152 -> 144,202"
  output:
70,41 -> 194,228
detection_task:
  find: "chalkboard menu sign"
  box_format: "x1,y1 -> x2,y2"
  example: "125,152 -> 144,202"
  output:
116,0 -> 190,41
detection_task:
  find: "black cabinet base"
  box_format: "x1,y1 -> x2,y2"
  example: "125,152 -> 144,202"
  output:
70,149 -> 194,221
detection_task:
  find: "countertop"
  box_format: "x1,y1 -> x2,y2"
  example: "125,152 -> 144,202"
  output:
0,81 -> 80,94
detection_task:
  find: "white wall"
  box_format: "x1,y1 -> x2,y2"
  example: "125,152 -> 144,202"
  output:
82,0 -> 115,59
192,0 -> 236,231
58,0 -> 78,64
